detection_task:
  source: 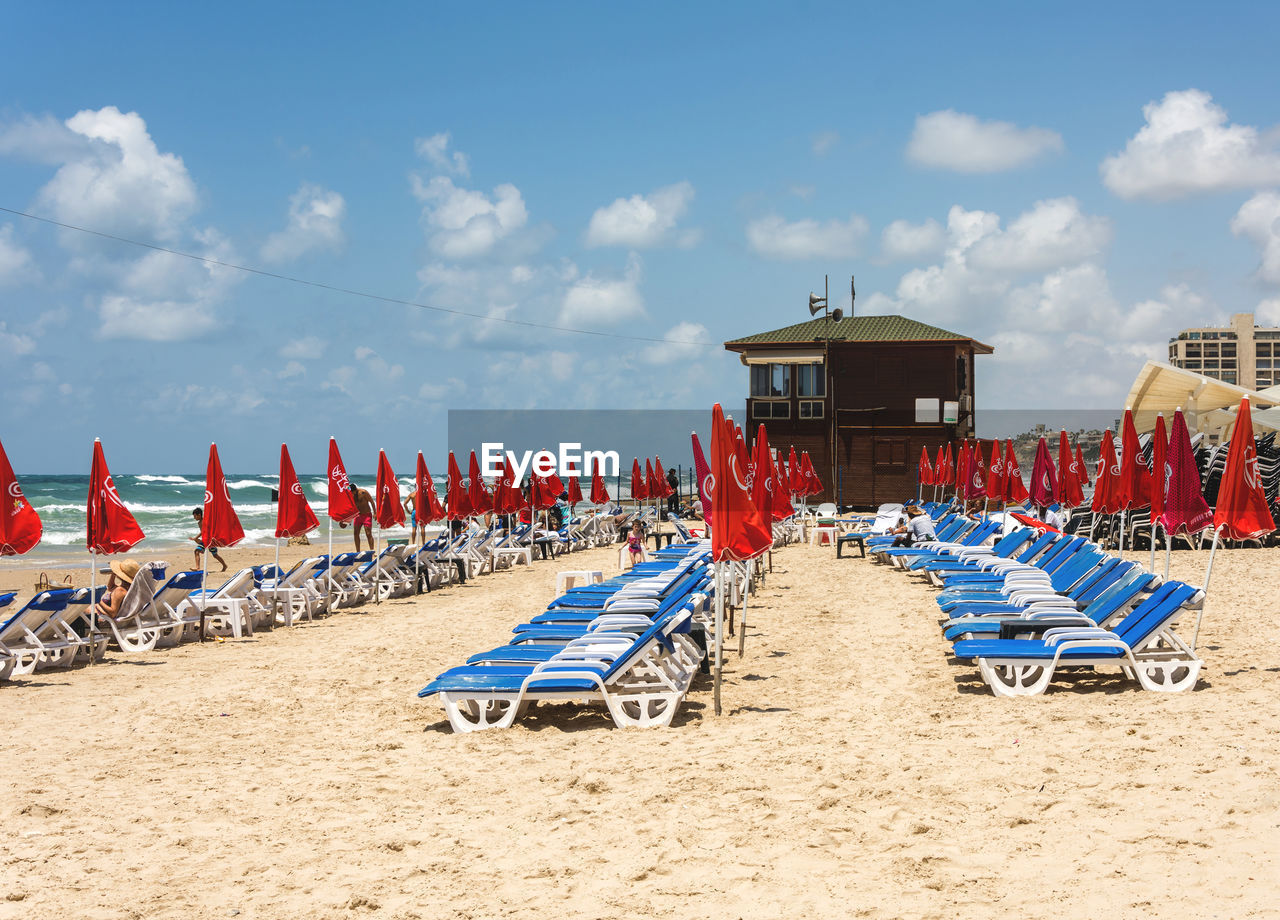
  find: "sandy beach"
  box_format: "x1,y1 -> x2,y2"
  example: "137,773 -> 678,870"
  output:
3,539 -> 1278,919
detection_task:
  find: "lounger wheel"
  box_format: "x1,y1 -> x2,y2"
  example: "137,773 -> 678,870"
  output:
604,693 -> 680,728
440,694 -> 523,732
114,627 -> 162,654
1132,658 -> 1201,692
978,660 -> 1054,697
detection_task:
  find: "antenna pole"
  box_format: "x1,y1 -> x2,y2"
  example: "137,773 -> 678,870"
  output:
851,275 -> 856,317
824,274 -> 829,321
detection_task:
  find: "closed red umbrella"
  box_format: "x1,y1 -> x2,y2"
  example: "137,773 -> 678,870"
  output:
1076,444 -> 1091,486
1091,430 -> 1122,515
0,437 -> 41,556
986,440 -> 1005,503
1150,416 -> 1168,523
1118,408 -> 1150,510
1160,410 -> 1211,538
88,439 -> 145,554
968,440 -> 988,501
446,452 -> 471,520
202,444 -> 244,549
630,458 -> 648,502
416,452 -> 446,523
954,441 -> 970,498
1003,439 -> 1029,504
918,446 -> 935,488
711,404 -> 772,561
276,444 -> 319,539
644,458 -> 660,500
326,438 -> 358,524
787,446 -> 803,493
1214,397 -> 1275,541
1029,437 -> 1057,508
751,424 -> 774,521
800,452 -> 822,497
654,457 -> 673,498
566,474 -> 584,508
467,450 -> 493,515
1058,430 -> 1083,508
375,450 -> 405,529
589,457 -> 611,506
691,433 -> 712,527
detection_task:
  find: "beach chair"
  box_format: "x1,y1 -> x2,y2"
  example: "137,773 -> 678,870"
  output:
419,608 -> 699,732
254,556 -> 329,626
95,564 -> 170,653
0,589 -> 86,674
176,568 -> 268,639
951,581 -> 1204,696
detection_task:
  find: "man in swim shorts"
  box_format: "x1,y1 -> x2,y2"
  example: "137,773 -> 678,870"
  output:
191,508 -> 229,571
348,483 -> 375,552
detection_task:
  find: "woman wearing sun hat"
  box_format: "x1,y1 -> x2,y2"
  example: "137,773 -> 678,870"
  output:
93,559 -> 139,622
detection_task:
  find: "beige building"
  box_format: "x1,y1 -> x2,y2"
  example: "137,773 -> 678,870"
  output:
1167,312 -> 1280,389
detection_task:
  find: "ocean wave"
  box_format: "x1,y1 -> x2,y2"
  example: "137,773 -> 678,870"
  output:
133,475 -> 197,484
226,478 -> 277,490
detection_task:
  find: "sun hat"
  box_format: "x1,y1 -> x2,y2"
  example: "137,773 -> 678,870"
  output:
109,559 -> 139,584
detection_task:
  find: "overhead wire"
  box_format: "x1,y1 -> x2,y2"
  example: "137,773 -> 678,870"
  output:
0,205 -> 723,349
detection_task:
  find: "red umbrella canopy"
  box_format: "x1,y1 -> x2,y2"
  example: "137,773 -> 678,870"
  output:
467,450 -> 493,515
709,403 -> 772,561
1003,439 -> 1029,504
87,439 -> 146,554
644,458 -> 659,499
800,452 -> 822,496
1075,444 -> 1091,487
630,458 -> 648,501
202,443 -> 244,549
954,441 -> 970,497
787,446 -> 804,493
1160,410 -> 1213,537
967,440 -> 988,500
1118,408 -> 1150,510
942,443 -> 955,486
653,457 -> 673,498
589,457 -> 611,505
751,424 -> 774,521
1214,397 -> 1275,540
375,450 -> 405,529
326,438 -> 358,523
1029,437 -> 1057,507
1058,430 -> 1084,508
0,437 -> 41,556
691,432 -> 713,527
771,451 -> 792,521
530,473 -> 558,510
934,445 -> 948,487
1091,430 -> 1122,514
542,467 -> 565,498
918,446 -> 935,487
494,456 -> 522,515
566,474 -> 584,505
276,444 -> 319,539
986,440 -> 1005,500
1149,415 -> 1168,523
416,453 -> 446,523
446,451 -> 472,520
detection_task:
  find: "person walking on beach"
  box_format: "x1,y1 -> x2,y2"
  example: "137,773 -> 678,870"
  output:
344,483 -> 375,551
666,466 -> 680,516
627,521 -> 645,566
191,508 -> 228,572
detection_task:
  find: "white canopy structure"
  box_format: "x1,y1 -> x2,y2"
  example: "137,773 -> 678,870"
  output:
1125,361 -> 1280,439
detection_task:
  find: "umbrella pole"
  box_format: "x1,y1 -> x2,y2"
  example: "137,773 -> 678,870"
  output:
374,525 -> 381,605
199,548 -> 209,642
1164,527 -> 1173,580
713,561 -> 724,716
1191,525 -> 1222,652
737,561 -> 748,658
1088,512 -> 1097,541
1118,510 -> 1126,559
274,537 -> 281,627
327,517 -> 335,614
1149,521 -> 1157,574
89,549 -> 96,666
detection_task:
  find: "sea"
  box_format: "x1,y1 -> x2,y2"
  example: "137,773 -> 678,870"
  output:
8,472 -> 429,570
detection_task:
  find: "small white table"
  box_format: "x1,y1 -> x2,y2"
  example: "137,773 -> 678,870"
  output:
556,569 -> 604,594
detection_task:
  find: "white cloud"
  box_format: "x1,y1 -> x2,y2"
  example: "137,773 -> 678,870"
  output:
907,110 -> 1063,173
811,131 -> 839,157
0,224 -> 37,285
0,321 -> 36,357
95,230 -> 241,341
1257,297 -> 1280,327
644,321 -> 710,364
261,183 -> 345,263
1231,191 -> 1280,283
879,218 -> 945,262
412,175 -> 528,258
745,213 -> 869,260
560,253 -> 645,327
279,336 -> 325,360
1101,90 -> 1280,200
278,360 -> 306,379
968,197 -> 1112,273
30,106 -> 198,241
585,182 -> 698,249
414,132 -> 470,177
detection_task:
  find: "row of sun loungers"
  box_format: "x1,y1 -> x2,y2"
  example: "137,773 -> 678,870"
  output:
418,540 -> 715,732
865,505 -> 1206,696
0,510 -> 644,683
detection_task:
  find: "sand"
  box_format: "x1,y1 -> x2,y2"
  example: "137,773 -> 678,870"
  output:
2,540 -> 1279,919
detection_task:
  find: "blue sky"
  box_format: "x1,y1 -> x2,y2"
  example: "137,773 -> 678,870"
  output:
3,1 -> 1280,472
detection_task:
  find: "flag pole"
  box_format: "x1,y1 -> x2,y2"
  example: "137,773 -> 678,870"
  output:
1191,525 -> 1223,652
713,560 -> 724,716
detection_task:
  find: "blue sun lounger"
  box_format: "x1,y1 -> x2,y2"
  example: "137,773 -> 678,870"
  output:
419,608 -> 700,732
951,581 -> 1204,696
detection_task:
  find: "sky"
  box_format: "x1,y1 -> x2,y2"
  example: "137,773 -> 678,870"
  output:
3,1 -> 1280,472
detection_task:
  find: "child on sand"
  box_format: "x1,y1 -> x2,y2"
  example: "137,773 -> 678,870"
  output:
191,508 -> 228,572
627,521 -> 645,566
